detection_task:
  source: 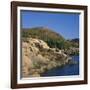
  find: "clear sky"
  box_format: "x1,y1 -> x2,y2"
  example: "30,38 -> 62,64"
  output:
21,10 -> 79,39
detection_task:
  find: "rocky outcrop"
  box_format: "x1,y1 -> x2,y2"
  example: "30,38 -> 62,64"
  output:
22,38 -> 71,77
63,47 -> 79,55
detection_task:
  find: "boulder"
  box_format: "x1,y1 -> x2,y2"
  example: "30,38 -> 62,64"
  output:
22,38 -> 70,77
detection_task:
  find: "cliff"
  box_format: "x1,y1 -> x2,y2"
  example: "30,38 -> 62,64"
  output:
22,38 -> 71,77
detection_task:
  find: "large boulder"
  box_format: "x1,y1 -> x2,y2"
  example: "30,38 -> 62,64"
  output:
22,38 -> 70,77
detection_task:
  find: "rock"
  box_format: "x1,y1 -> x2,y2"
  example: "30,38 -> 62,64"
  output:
28,38 -> 49,49
22,55 -> 33,77
22,38 -> 70,77
31,72 -> 40,77
68,59 -> 78,65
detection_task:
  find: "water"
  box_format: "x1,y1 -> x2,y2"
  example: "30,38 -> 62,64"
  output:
41,55 -> 79,76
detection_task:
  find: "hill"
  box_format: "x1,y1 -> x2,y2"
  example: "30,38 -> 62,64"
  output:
71,38 -> 79,43
21,27 -> 79,77
68,38 -> 79,48
21,27 -> 70,49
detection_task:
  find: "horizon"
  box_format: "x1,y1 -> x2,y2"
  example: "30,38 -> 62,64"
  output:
21,10 -> 79,39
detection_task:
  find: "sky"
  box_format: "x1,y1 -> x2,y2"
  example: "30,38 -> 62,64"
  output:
21,10 -> 79,39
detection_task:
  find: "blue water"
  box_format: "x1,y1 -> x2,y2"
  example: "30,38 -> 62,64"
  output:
41,55 -> 79,76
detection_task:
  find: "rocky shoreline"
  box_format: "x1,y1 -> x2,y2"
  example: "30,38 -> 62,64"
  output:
22,38 -> 77,77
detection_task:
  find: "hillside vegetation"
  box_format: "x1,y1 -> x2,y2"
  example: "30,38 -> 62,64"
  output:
21,27 -> 79,77
21,27 -> 79,55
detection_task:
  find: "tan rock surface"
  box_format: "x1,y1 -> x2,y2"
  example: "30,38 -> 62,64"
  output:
21,38 -> 69,77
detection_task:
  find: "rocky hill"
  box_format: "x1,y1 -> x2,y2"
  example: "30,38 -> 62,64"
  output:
21,27 -> 79,77
22,27 -> 64,40
22,38 -> 71,77
71,38 -> 79,43
21,27 -> 79,55
21,27 -> 67,49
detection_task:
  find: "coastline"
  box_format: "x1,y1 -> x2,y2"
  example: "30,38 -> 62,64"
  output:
41,55 -> 79,77
22,38 -> 79,77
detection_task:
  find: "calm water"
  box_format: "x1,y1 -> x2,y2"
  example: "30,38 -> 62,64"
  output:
41,55 -> 79,76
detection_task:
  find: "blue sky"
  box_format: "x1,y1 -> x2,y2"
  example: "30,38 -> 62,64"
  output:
21,10 -> 79,39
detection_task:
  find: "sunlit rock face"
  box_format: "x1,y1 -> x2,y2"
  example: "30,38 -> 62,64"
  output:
22,38 -> 70,77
